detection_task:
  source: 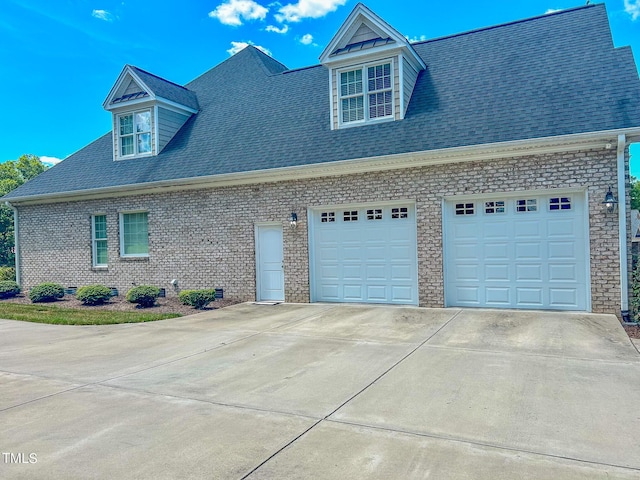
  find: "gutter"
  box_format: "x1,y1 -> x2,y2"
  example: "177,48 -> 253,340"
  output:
618,134 -> 631,322
4,202 -> 20,286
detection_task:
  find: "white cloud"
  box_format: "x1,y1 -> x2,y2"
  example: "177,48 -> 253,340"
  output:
209,0 -> 268,26
227,41 -> 272,56
91,9 -> 114,22
40,156 -> 62,166
544,8 -> 561,15
275,0 -> 346,23
299,33 -> 314,45
406,35 -> 427,43
266,24 -> 289,34
625,0 -> 640,21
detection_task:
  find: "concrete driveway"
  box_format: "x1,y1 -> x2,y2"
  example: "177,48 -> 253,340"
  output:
1,303 -> 639,479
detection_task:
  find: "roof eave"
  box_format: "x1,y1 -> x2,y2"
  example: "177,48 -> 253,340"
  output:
6,127 -> 640,206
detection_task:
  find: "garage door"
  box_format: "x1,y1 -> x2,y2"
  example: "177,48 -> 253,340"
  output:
310,203 -> 418,304
444,192 -> 589,310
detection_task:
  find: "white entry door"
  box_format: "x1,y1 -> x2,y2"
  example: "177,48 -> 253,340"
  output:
256,224 -> 284,301
444,191 -> 589,311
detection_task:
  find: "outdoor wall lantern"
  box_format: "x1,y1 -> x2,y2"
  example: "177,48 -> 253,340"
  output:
602,186 -> 618,214
289,212 -> 298,229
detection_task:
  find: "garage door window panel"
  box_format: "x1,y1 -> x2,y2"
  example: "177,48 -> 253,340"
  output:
516,199 -> 537,212
485,201 -> 505,214
343,211 -> 358,222
367,209 -> 383,220
321,211 -> 336,223
549,197 -> 572,211
392,207 -> 408,219
455,203 -> 475,215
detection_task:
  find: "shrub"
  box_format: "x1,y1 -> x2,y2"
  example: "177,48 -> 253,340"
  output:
0,267 -> 16,281
76,284 -> 112,306
126,285 -> 160,308
0,280 -> 20,299
179,289 -> 217,309
29,282 -> 65,303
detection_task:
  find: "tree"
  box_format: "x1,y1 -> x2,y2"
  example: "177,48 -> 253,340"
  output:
0,155 -> 48,267
15,154 -> 46,182
631,176 -> 640,211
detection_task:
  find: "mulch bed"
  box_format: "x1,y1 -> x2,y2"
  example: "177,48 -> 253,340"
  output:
624,324 -> 640,340
1,294 -> 239,316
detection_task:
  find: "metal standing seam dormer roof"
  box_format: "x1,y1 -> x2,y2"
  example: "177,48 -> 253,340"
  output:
331,37 -> 395,56
4,3 -> 640,203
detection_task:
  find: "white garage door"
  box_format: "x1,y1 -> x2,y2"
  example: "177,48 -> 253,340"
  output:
444,192 -> 589,311
310,203 -> 418,304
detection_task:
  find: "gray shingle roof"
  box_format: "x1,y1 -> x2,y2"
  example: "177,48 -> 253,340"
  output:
6,4 -> 640,201
130,66 -> 199,111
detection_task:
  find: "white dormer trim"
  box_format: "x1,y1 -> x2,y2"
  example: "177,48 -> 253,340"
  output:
103,65 -> 156,111
399,55 -> 405,117
322,44 -> 403,69
319,3 -> 425,71
103,68 -> 197,115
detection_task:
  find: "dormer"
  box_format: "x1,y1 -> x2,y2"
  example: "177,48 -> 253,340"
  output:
320,3 -> 425,130
103,65 -> 199,161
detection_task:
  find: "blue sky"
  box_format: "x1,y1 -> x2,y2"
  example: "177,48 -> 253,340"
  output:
1,0 -> 639,171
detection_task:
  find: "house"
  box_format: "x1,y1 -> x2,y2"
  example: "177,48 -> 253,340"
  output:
4,3 -> 640,318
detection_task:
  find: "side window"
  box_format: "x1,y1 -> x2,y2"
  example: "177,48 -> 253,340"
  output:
120,211 -> 149,257
92,214 -> 108,267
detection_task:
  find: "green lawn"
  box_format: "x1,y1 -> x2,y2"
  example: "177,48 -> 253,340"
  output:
0,303 -> 180,325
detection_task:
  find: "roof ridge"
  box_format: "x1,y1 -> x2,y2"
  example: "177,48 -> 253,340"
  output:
129,65 -> 192,92
186,46 -> 287,86
245,45 -> 289,76
411,4 -> 599,46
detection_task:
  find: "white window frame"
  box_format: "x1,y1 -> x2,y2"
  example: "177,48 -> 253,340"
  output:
117,109 -> 152,158
92,214 -> 108,267
119,211 -> 149,258
337,58 -> 395,127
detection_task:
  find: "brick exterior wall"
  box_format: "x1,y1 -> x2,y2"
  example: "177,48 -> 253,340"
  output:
16,147 -> 627,315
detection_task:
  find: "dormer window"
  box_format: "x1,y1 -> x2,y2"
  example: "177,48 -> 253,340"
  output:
119,110 -> 151,157
104,65 -> 199,161
339,61 -> 393,125
319,4 -> 425,131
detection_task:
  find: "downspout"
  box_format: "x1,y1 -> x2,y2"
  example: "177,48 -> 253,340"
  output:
4,201 -> 20,286
617,134 -> 630,322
